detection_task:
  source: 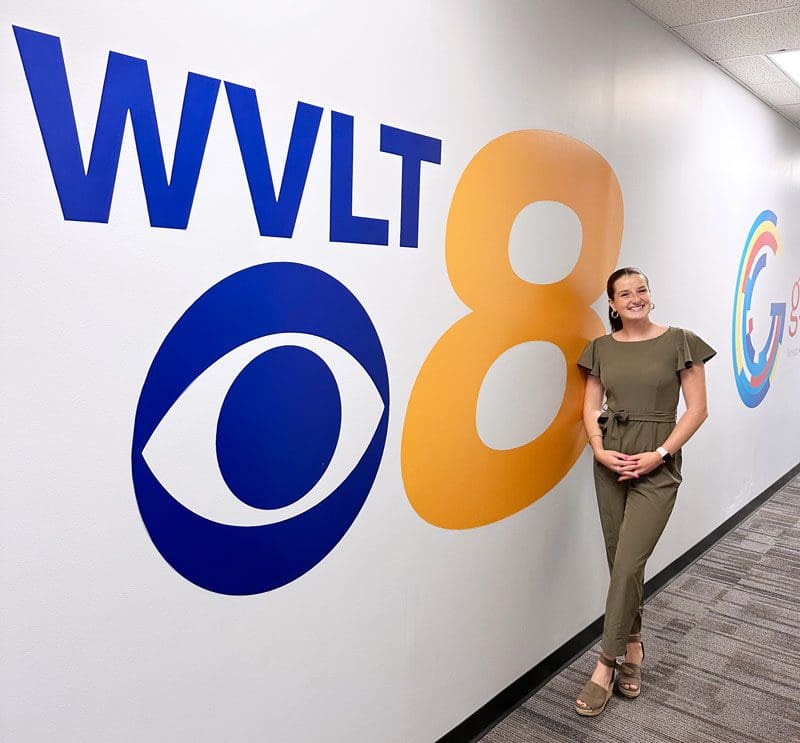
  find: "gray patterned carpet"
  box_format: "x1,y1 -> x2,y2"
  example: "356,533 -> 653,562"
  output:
480,475 -> 800,743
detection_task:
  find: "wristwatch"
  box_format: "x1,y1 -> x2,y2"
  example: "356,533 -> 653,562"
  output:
656,446 -> 671,463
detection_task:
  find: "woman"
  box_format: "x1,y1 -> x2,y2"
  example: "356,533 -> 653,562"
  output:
574,267 -> 715,716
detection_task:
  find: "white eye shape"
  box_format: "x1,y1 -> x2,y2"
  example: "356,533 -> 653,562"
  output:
141,333 -> 384,526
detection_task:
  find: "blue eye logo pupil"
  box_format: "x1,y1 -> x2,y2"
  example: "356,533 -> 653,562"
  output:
216,345 -> 342,510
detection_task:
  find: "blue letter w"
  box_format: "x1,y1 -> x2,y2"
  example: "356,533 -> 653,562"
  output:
14,26 -> 219,227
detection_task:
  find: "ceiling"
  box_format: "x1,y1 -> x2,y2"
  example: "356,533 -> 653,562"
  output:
627,1 -> 800,128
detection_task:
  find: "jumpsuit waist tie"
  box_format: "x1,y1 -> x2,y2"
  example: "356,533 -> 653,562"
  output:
597,407 -> 676,442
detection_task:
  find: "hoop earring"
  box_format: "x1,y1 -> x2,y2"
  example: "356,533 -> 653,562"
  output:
611,309 -> 619,319
651,302 -> 656,310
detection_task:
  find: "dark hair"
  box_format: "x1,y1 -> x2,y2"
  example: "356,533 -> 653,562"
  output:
607,267 -> 650,332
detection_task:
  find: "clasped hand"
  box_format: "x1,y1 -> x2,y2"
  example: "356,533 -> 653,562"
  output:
595,449 -> 663,481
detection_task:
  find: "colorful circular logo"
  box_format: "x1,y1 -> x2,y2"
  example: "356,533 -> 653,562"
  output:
732,210 -> 786,408
131,263 -> 389,594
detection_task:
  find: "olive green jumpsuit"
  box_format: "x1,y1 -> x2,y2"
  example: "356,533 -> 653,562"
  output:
578,327 -> 715,657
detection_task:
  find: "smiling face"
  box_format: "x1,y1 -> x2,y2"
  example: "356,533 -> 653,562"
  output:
609,273 -> 652,324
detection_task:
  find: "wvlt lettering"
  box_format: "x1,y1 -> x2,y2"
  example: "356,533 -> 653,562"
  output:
14,26 -> 442,247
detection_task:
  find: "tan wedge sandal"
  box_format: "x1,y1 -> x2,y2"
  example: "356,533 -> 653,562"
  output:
575,654 -> 616,717
616,634 -> 645,699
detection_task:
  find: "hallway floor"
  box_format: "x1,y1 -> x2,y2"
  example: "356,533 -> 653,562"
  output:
480,475 -> 800,743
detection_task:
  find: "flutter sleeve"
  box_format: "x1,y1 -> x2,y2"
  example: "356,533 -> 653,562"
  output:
676,328 -> 716,371
578,339 -> 600,376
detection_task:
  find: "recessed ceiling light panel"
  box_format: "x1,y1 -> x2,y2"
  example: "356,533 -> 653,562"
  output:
769,50 -> 800,87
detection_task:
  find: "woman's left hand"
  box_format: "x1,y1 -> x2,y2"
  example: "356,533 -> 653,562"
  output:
617,451 -> 664,481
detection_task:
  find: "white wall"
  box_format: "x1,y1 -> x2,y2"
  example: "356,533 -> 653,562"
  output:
2,1 -> 799,741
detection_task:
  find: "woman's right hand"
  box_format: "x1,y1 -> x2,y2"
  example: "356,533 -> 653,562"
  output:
594,448 -> 637,478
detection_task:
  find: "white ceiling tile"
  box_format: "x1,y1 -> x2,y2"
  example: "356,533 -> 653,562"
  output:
628,1 -> 800,27
776,101 -> 800,122
717,54 -> 789,83
674,6 -> 800,59
748,79 -> 800,103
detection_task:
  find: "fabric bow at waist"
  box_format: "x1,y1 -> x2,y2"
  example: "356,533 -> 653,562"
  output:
597,407 -> 676,438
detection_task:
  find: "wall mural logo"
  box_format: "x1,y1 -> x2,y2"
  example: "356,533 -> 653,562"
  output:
17,24 -> 631,588
131,263 -> 389,594
401,130 -> 623,528
13,26 -> 441,247
732,210 -> 786,408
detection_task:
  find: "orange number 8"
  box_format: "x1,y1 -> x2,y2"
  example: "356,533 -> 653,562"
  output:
401,130 -> 623,528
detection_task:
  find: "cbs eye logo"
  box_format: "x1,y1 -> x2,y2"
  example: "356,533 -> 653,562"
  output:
131,262 -> 389,595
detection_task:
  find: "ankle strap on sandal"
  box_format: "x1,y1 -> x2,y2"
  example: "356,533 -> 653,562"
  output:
598,654 -> 617,668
